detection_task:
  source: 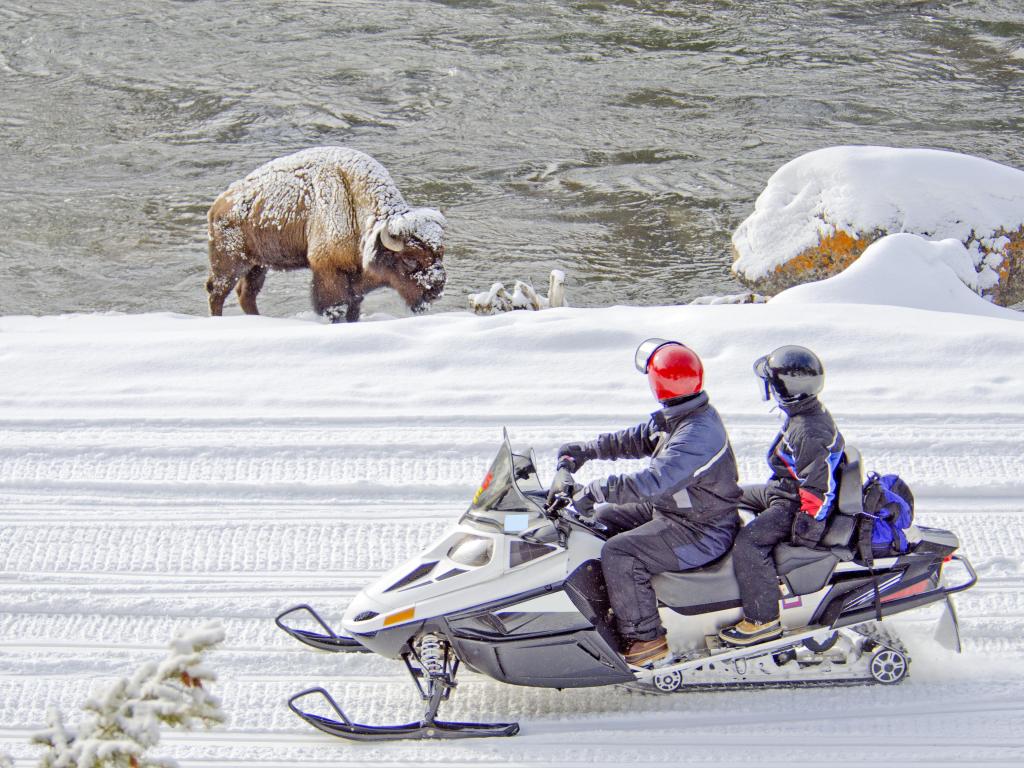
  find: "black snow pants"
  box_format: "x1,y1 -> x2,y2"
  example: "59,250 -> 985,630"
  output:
596,502 -> 739,643
732,483 -> 798,623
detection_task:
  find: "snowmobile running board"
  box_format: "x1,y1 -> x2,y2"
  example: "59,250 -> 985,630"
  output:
288,687 -> 520,741
275,604 -> 371,653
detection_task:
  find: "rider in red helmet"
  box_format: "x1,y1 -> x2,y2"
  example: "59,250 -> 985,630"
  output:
549,339 -> 742,666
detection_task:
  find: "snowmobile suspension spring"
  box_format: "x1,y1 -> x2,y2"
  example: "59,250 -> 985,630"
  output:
417,634 -> 446,677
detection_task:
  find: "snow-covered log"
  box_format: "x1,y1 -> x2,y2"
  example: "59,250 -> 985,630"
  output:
207,146 -> 447,322
689,292 -> 767,305
731,146 -> 1024,306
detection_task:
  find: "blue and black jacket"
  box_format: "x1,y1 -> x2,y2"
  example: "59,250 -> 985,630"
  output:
583,392 -> 743,526
766,394 -> 845,520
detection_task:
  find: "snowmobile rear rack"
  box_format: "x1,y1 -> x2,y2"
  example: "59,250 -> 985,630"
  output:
275,604 -> 371,653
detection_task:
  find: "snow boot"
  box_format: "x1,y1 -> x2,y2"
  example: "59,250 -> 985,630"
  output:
623,636 -> 669,666
717,618 -> 783,647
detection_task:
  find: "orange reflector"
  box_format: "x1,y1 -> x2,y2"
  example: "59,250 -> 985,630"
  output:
383,607 -> 415,626
943,555 -> 953,562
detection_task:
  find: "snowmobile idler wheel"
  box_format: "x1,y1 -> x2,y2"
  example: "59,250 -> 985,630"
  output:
869,648 -> 908,685
652,669 -> 684,693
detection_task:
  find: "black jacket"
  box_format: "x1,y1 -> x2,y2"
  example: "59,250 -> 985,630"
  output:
765,395 -> 846,521
585,393 -> 742,525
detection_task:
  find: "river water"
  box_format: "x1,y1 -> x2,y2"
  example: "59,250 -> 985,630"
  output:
1,1 -> 1022,318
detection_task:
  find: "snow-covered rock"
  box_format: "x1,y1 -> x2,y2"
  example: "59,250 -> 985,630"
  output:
732,146 -> 1024,306
770,233 -> 1024,321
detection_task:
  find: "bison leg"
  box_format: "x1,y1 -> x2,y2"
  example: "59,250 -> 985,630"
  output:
310,267 -> 354,324
344,293 -> 364,323
206,269 -> 243,316
237,265 -> 268,315
206,224 -> 245,316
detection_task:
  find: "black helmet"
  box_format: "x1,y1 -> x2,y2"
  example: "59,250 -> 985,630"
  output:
753,345 -> 824,403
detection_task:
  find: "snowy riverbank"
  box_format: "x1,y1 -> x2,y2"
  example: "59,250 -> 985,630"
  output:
1,296 -> 1023,766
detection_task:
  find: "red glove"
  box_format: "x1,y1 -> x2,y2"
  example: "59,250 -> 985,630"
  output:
799,488 -> 824,517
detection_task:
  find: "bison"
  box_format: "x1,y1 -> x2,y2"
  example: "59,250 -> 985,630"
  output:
206,146 -> 447,322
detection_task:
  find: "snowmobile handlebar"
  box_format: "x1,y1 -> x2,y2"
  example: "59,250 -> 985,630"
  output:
544,491 -> 573,518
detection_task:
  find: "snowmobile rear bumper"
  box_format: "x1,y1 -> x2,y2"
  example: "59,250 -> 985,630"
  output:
941,554 -> 977,595
288,687 -> 519,741
275,604 -> 371,653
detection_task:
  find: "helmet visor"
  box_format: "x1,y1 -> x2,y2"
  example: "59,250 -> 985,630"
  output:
753,354 -> 771,401
634,338 -> 670,373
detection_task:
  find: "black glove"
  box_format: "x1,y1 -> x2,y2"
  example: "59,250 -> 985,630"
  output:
557,442 -> 594,472
546,467 -> 577,507
572,487 -> 597,517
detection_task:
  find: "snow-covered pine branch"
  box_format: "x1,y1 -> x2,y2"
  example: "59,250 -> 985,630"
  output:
31,622 -> 226,768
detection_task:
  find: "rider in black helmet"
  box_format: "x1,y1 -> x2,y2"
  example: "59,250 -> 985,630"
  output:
718,345 -> 846,647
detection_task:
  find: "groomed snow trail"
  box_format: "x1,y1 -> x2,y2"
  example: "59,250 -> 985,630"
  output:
1,306 -> 1023,766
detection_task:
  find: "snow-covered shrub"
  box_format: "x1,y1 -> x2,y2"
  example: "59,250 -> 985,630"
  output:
469,270 -> 568,314
31,622 -> 226,768
731,146 -> 1024,306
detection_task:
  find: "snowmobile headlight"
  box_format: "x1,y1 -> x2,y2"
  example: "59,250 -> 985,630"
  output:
446,534 -> 493,567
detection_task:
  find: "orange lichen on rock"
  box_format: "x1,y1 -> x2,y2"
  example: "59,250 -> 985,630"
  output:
990,227 -> 1024,306
737,227 -> 882,296
777,229 -> 873,277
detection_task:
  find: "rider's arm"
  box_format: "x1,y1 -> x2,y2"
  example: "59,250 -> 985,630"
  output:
784,424 -> 844,521
591,421 -> 657,462
592,421 -> 727,505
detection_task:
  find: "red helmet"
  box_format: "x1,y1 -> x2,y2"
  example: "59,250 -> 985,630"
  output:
634,338 -> 704,402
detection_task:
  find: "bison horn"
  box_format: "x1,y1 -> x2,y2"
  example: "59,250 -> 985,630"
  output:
379,224 -> 404,253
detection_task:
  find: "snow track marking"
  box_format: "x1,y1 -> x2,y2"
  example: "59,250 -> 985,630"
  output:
3,399 -> 1023,765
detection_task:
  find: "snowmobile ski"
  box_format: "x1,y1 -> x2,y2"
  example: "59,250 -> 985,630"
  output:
275,604 -> 371,653
288,633 -> 519,740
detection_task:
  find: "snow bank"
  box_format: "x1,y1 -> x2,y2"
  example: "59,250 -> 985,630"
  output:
770,233 -> 1024,320
2,303 -> 1023,762
731,146 -> 1024,303
2,300 -> 1023,425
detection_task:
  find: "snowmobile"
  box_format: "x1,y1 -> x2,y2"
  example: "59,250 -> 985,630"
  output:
276,431 -> 976,741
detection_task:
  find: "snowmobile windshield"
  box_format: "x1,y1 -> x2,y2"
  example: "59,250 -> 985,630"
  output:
461,435 -> 545,535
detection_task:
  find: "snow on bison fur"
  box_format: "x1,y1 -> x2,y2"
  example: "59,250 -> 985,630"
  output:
206,146 -> 447,322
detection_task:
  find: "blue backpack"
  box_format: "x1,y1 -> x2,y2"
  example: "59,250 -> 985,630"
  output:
861,472 -> 915,555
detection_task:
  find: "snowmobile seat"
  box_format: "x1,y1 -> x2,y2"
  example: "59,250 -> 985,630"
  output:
817,447 -> 863,549
769,450 -> 862,594
652,551 -> 742,614
772,544 -> 839,595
